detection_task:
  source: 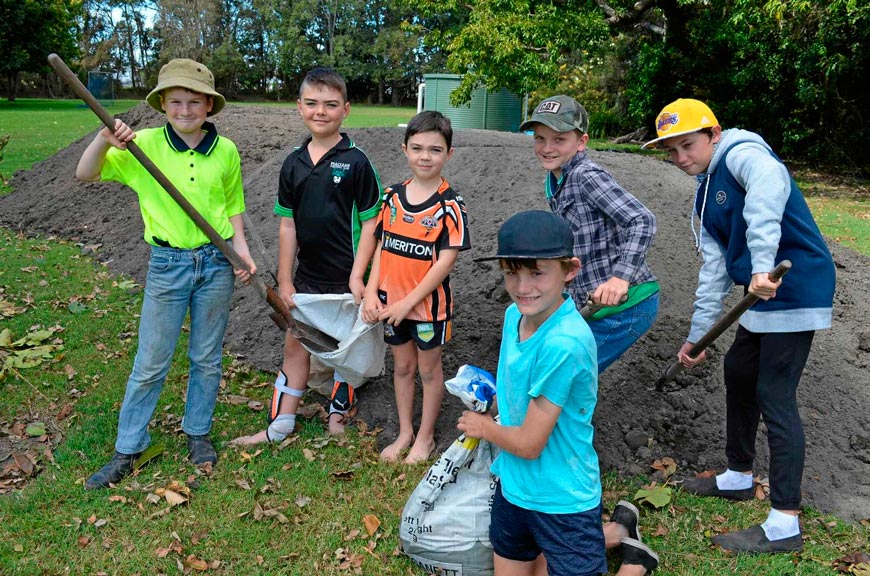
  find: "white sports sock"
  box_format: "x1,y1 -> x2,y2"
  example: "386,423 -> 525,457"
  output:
762,508 -> 801,540
266,414 -> 296,442
715,468 -> 754,490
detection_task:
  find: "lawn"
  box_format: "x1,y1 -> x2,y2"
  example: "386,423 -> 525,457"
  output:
1,98 -> 868,575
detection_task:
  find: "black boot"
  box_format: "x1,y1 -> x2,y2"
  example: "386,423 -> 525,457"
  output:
187,434 -> 217,465
85,451 -> 141,490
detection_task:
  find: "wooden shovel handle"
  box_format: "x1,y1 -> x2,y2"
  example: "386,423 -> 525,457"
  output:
657,260 -> 792,390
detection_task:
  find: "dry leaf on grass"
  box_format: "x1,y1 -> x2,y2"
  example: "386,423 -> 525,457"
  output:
363,514 -> 381,536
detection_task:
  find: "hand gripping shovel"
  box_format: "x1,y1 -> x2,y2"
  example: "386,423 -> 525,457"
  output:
656,260 -> 791,391
48,53 -> 338,353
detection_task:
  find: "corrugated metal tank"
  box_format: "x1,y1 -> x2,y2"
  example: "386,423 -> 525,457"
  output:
423,74 -> 522,132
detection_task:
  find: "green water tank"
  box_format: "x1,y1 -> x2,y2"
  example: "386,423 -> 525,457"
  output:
422,74 -> 523,132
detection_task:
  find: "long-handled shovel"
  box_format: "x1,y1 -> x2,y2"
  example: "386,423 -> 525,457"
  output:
47,53 -> 338,353
656,260 -> 792,391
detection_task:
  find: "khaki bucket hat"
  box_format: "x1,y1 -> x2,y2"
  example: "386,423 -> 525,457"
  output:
146,59 -> 225,116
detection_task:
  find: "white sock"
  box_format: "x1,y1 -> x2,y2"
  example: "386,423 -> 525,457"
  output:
266,414 -> 296,442
715,468 -> 754,490
761,508 -> 800,540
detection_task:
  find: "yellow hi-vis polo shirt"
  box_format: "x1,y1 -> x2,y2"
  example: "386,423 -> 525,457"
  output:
101,122 -> 244,249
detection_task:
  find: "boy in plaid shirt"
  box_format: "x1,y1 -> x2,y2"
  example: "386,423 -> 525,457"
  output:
521,95 -> 659,373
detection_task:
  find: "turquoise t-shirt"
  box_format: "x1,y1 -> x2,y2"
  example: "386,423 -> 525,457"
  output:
491,295 -> 601,514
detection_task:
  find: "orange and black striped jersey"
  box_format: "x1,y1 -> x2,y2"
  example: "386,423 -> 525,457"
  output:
374,179 -> 471,322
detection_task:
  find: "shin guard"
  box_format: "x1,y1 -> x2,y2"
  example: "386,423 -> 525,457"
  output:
266,371 -> 304,442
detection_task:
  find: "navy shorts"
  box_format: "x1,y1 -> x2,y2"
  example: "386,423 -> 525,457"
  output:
489,483 -> 606,576
384,319 -> 451,351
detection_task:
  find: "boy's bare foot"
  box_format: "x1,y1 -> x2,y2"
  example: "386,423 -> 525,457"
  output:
229,429 -> 269,446
328,412 -> 348,435
379,434 -> 415,462
404,437 -> 436,465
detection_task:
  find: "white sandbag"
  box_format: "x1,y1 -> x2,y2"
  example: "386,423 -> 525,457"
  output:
289,293 -> 385,388
400,433 -> 497,576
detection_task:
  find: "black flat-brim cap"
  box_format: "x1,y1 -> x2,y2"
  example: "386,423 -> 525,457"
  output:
475,210 -> 575,261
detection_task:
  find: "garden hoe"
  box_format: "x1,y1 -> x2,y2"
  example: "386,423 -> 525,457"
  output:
656,260 -> 792,391
47,53 -> 338,353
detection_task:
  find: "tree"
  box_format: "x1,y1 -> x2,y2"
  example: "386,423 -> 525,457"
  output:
0,0 -> 78,101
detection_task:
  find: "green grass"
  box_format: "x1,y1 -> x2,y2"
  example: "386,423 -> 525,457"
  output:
230,100 -> 417,128
1,99 -> 869,574
806,197 -> 870,254
0,99 -> 140,186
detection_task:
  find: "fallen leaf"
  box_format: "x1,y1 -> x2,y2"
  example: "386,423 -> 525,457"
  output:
651,457 -> 677,477
12,452 -> 34,476
185,554 -> 209,571
163,489 -> 188,506
754,483 -> 767,500
133,444 -> 164,469
156,547 -> 172,558
633,484 -> 672,508
302,449 -> 316,461
653,524 -> 670,537
247,400 -> 264,411
235,479 -> 252,491
344,529 -> 361,541
363,514 -> 381,536
25,422 -> 47,437
108,495 -> 127,504
63,364 -> 77,380
77,535 -> 92,547
94,518 -> 108,528
56,404 -> 74,420
224,394 -> 250,405
67,301 -> 88,314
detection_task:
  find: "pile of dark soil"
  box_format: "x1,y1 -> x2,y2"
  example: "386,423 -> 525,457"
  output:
2,104 -> 869,521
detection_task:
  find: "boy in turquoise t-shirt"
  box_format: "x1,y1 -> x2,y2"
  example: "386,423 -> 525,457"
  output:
460,211 -> 658,575
76,59 -> 255,489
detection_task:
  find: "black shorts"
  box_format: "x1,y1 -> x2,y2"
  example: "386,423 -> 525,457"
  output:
384,319 -> 452,351
294,277 -> 350,295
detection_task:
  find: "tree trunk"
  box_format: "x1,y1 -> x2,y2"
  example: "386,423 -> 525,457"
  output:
378,78 -> 385,105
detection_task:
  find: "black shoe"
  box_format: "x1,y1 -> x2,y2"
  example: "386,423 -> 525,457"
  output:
712,524 -> 803,554
612,500 -> 641,542
329,381 -> 356,415
682,475 -> 755,501
187,434 -> 217,465
85,451 -> 141,490
620,537 -> 659,572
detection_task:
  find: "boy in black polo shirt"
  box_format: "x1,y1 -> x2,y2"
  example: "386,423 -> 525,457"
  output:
233,67 -> 382,443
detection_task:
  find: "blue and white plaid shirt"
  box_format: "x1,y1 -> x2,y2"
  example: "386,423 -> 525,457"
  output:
546,151 -> 657,308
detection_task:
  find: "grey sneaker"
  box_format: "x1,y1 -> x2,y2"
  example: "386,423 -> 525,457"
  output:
620,537 -> 659,572
612,500 -> 641,542
187,434 -> 217,465
712,524 -> 803,554
84,451 -> 141,490
682,475 -> 755,501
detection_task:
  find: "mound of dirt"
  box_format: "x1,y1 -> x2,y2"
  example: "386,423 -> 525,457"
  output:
3,104 -> 869,521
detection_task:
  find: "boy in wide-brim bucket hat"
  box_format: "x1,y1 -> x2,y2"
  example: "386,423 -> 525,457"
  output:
146,58 -> 226,116
76,57 -> 254,489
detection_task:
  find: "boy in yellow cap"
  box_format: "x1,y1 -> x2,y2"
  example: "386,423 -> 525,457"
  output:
77,58 -> 256,489
644,98 -> 835,553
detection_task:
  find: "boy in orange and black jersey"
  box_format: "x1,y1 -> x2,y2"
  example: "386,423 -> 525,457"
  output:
362,111 -> 470,464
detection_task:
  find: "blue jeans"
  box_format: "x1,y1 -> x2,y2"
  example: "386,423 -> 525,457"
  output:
115,244 -> 235,454
588,292 -> 659,374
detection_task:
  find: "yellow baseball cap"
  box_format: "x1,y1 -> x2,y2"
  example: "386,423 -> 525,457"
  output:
641,98 -> 719,149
